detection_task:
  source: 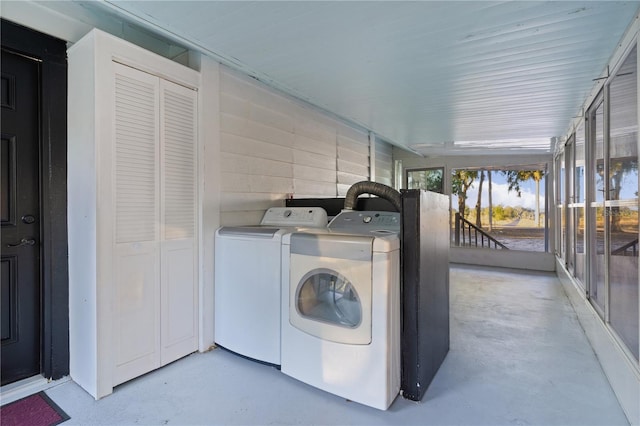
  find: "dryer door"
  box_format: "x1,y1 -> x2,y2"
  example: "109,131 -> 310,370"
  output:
289,234 -> 372,345
297,268 -> 362,328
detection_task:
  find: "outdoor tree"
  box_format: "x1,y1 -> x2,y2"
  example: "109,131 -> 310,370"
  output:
493,205 -> 505,221
452,170 -> 478,218
474,170 -> 485,227
487,171 -> 493,231
423,169 -> 444,193
607,157 -> 638,232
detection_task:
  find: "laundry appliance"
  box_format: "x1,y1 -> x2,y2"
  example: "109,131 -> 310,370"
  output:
280,210 -> 401,410
214,207 -> 327,366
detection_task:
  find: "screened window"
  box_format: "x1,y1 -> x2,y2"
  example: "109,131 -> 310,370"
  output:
451,166 -> 547,252
406,167 -> 444,193
607,45 -> 638,361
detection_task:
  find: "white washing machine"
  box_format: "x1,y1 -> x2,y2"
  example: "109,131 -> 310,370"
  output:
280,211 -> 401,410
214,207 -> 327,366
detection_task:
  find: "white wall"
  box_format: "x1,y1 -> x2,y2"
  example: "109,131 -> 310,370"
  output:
375,138 -> 394,187
219,66 -> 392,226
336,127 -> 369,196
189,53 -> 220,353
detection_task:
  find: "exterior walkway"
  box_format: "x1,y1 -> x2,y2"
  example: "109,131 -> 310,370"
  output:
40,265 -> 628,425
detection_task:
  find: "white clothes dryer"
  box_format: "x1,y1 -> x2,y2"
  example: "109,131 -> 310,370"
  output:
214,207 -> 327,366
280,211 -> 401,410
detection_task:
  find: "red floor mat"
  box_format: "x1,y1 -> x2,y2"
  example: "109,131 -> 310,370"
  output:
0,391 -> 69,426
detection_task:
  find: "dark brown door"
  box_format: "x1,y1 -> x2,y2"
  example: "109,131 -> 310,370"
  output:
1,48 -> 42,385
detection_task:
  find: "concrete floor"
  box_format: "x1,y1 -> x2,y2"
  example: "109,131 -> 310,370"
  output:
42,265 -> 628,425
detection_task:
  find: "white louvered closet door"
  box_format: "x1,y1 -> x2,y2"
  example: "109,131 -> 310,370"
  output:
112,63 -> 198,384
113,62 -> 162,385
159,80 -> 198,365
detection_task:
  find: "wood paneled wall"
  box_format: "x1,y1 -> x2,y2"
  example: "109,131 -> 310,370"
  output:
375,138 -> 393,186
219,67 -> 393,225
336,127 -> 369,196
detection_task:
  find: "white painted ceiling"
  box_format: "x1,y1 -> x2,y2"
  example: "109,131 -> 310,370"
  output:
96,1 -> 638,155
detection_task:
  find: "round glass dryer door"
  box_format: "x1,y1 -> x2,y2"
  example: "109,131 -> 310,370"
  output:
296,268 -> 362,328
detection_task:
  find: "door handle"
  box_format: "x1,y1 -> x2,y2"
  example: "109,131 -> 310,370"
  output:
7,238 -> 36,247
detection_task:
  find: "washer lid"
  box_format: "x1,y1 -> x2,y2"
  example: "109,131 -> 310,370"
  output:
217,226 -> 281,238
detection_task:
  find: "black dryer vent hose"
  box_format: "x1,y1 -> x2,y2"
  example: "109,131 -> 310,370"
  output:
343,181 -> 402,212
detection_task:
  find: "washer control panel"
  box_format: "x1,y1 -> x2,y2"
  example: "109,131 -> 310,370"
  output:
260,207 -> 328,228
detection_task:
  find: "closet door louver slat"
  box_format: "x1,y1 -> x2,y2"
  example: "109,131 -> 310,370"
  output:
114,69 -> 159,244
162,83 -> 196,241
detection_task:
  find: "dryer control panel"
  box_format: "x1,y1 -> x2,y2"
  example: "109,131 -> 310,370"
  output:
261,207 -> 328,228
328,211 -> 400,233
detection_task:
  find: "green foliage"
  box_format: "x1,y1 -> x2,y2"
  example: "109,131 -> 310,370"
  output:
502,170 -> 545,197
408,168 -> 443,193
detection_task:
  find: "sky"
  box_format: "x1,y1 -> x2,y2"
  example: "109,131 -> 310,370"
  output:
451,173 -> 546,211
